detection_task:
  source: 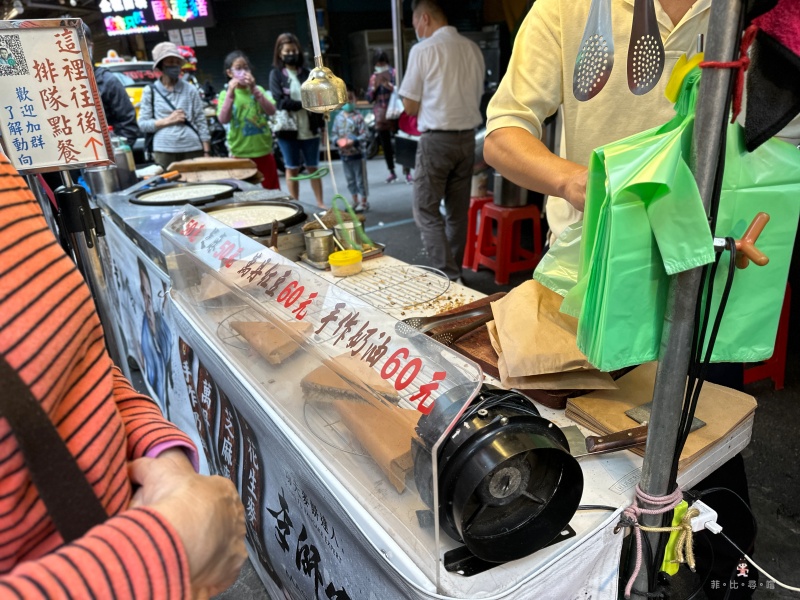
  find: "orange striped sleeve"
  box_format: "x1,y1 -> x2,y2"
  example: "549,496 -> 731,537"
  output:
0,156 -> 193,598
0,508 -> 189,599
111,369 -> 197,463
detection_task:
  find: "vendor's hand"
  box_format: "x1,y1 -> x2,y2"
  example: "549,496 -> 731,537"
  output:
562,167 -> 588,212
129,449 -> 247,599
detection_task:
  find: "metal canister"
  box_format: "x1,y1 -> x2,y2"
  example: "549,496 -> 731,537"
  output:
304,229 -> 334,262
334,221 -> 360,250
83,165 -> 121,196
493,172 -> 528,207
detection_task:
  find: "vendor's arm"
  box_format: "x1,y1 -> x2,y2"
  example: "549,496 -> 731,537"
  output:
483,0 -> 587,209
485,128 -> 588,210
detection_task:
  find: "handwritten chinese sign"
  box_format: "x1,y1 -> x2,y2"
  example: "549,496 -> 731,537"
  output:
0,20 -> 113,173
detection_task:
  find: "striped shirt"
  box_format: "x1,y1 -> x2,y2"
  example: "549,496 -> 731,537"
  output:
0,157 -> 195,598
137,79 -> 210,153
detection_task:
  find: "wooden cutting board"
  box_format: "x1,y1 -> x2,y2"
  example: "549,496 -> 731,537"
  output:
167,157 -> 260,183
434,293 -> 506,379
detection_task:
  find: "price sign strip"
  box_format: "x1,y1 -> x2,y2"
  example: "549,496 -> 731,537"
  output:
163,206 -> 483,417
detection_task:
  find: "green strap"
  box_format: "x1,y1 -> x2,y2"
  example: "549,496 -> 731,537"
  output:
331,194 -> 373,249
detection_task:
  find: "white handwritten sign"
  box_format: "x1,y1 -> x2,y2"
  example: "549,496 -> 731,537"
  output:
0,19 -> 113,173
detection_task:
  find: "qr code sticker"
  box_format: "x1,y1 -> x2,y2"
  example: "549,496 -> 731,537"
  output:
0,34 -> 29,77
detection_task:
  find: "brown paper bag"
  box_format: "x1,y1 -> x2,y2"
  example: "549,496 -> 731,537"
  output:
488,321 -> 617,390
491,280 -> 597,377
566,362 -> 757,470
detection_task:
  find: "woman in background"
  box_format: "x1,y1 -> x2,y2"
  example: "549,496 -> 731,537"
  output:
366,51 -> 412,184
218,50 -> 280,189
269,33 -> 326,208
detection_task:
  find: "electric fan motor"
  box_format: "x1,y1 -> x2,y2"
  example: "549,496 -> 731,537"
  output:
413,385 -> 583,563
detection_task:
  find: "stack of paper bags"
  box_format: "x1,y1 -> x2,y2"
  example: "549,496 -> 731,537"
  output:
566,362 -> 757,470
488,280 -> 617,391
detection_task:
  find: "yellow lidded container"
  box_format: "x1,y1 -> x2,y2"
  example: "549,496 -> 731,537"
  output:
328,249 -> 363,277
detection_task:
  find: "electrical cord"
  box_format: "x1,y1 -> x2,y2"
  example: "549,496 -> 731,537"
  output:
685,487 -> 760,600
716,532 -> 800,593
577,505 -> 618,511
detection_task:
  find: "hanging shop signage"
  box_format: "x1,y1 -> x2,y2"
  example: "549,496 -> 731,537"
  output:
100,0 -> 214,36
0,20 -> 113,173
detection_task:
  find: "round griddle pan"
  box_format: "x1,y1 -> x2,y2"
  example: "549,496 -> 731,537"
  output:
202,201 -> 307,236
129,182 -> 237,206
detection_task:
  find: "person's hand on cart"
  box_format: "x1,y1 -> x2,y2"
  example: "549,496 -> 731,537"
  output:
129,448 -> 248,599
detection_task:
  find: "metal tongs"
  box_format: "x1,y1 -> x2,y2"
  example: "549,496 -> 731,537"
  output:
395,305 -> 494,347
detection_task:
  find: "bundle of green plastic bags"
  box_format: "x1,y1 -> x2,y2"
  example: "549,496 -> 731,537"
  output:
550,68 -> 800,372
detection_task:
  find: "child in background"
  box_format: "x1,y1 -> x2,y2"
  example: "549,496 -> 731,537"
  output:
332,88 -> 369,212
217,50 -> 280,189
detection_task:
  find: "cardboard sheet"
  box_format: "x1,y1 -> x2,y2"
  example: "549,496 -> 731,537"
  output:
566,362 -> 757,469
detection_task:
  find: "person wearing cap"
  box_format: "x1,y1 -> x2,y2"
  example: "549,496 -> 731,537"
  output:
138,42 -> 210,170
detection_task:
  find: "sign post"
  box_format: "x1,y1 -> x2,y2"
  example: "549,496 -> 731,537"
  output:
0,18 -> 125,369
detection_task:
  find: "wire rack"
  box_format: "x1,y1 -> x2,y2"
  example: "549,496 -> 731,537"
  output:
334,265 -> 451,310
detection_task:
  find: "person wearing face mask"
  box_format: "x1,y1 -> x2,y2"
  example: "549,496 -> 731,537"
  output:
366,50 -> 409,184
138,42 -> 210,171
332,87 -> 369,212
399,0 -> 485,283
268,33 -> 326,208
217,50 -> 280,190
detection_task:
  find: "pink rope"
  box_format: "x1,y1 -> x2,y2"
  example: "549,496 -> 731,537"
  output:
619,485 -> 684,598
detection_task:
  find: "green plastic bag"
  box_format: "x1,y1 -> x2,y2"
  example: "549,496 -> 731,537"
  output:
567,68 -> 800,371
533,221 -> 583,297
702,124 -> 800,362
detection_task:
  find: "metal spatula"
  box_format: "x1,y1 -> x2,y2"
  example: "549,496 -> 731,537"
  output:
627,0 -> 665,95
572,0 -> 615,102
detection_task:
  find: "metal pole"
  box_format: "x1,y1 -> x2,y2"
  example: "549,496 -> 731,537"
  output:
391,0 -> 404,84
631,0 -> 744,595
54,171 -> 128,375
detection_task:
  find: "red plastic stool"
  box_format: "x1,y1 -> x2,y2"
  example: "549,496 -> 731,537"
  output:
471,203 -> 542,285
462,195 -> 494,270
744,284 -> 791,390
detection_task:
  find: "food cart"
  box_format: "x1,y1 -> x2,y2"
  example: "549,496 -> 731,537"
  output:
83,177 -> 753,599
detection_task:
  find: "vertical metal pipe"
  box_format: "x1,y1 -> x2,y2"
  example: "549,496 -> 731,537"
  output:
55,172 -> 128,374
391,0 -> 404,84
631,0 -> 744,595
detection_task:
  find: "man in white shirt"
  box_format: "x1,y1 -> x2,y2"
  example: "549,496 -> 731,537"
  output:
400,0 -> 485,281
484,0 -> 800,245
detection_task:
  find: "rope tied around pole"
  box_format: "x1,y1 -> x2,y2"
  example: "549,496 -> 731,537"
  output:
615,485 -> 686,599
699,24 -> 758,123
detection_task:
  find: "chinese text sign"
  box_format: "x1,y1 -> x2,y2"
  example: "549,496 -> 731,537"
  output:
0,20 -> 113,173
